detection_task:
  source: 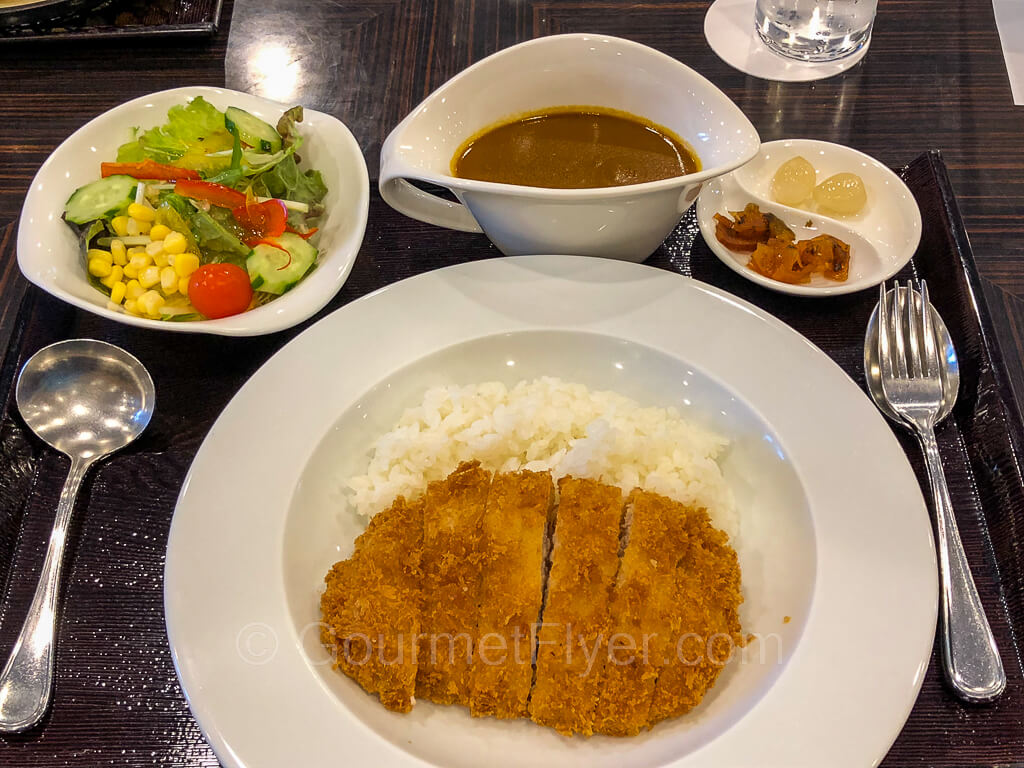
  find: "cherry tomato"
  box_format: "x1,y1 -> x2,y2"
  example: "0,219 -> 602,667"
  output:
188,263 -> 253,319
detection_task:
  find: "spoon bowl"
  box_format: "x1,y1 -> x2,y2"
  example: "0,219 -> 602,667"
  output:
16,339 -> 155,459
0,339 -> 154,733
864,285 -> 959,423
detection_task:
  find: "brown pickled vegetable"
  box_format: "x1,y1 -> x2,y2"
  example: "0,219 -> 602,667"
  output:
714,203 -> 851,284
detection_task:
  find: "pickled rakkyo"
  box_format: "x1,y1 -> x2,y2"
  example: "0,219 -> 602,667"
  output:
814,172 -> 867,215
771,156 -> 816,207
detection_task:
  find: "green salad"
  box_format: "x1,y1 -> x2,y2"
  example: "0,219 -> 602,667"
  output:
63,97 -> 329,321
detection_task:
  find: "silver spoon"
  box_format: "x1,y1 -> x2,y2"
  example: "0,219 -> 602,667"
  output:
864,287 -> 959,424
0,339 -> 155,733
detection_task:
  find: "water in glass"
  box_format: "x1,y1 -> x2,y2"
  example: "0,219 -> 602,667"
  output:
754,0 -> 877,62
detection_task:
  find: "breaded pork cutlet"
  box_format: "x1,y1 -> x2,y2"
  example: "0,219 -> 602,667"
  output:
320,495 -> 424,713
591,489 -> 692,736
321,463 -> 745,735
647,505 -> 744,725
529,476 -> 625,736
469,470 -> 555,719
416,461 -> 492,706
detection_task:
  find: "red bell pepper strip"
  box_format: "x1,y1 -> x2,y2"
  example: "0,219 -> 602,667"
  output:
173,179 -> 247,209
233,199 -> 288,246
100,160 -> 201,181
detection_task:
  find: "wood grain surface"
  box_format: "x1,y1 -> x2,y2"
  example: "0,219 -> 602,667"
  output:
0,0 -> 1023,765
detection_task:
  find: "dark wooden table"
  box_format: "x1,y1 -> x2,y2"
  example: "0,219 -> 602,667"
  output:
1,0 -> 1023,765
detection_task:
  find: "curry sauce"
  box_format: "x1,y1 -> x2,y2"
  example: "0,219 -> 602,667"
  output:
451,107 -> 699,189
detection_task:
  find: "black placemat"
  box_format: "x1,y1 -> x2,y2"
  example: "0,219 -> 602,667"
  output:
0,151 -> 1020,765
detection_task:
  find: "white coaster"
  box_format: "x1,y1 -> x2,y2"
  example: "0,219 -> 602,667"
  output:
704,0 -> 870,82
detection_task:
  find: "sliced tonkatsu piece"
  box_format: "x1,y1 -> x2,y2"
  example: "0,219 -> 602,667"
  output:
320,495 -> 424,713
592,489 -> 692,736
647,506 -> 744,726
528,476 -> 625,736
469,469 -> 556,719
416,461 -> 492,706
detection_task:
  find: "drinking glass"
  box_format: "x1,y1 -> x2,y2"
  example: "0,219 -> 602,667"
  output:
754,0 -> 878,62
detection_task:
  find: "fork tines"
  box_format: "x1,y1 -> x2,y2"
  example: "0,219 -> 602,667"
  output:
878,279 -> 941,381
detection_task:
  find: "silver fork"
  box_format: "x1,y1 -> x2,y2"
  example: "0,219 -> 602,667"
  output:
878,279 -> 1005,703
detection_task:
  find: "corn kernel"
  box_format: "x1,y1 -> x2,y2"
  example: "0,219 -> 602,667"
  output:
138,290 -> 165,316
153,252 -> 169,268
87,248 -> 113,264
128,203 -> 156,222
101,265 -> 124,288
160,267 -> 178,294
88,258 -> 112,278
127,245 -> 146,255
126,218 -> 140,237
163,231 -> 188,255
178,277 -> 190,296
111,216 -> 130,237
110,239 -> 127,260
139,265 -> 161,289
149,224 -> 171,241
129,253 -> 152,270
136,220 -> 152,235
112,251 -> 127,267
106,301 -> 123,313
145,240 -> 164,258
123,299 -> 140,316
123,264 -> 139,279
174,252 -> 201,277
125,279 -> 145,300
109,281 -> 127,304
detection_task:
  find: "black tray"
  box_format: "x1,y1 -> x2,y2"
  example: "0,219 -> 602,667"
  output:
0,151 -> 1021,764
0,0 -> 223,43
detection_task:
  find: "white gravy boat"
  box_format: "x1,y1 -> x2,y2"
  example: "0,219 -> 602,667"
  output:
379,34 -> 761,262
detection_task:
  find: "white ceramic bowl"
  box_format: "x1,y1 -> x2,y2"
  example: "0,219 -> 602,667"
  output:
18,86 -> 369,336
379,34 -> 760,262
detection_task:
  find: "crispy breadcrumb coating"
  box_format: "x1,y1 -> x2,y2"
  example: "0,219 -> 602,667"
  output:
528,476 -> 625,736
592,489 -> 693,736
319,495 -> 423,712
415,461 -> 492,706
647,505 -> 744,726
469,470 -> 555,719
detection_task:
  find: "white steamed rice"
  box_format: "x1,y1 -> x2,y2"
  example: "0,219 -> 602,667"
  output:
344,377 -> 736,536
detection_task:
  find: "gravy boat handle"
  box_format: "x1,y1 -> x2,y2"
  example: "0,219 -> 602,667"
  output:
379,175 -> 483,233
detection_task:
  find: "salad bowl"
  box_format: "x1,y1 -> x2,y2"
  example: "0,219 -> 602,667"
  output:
18,86 -> 369,336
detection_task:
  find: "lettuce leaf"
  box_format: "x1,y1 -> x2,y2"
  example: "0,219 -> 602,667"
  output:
157,192 -> 250,264
187,208 -> 250,265
116,96 -> 234,168
253,154 -> 327,204
78,219 -> 107,264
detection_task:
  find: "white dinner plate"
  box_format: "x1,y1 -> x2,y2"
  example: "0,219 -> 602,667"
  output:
697,139 -> 922,297
165,255 -> 937,768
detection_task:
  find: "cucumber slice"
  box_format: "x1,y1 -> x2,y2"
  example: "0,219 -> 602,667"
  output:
224,107 -> 283,153
246,232 -> 317,294
63,175 -> 137,225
